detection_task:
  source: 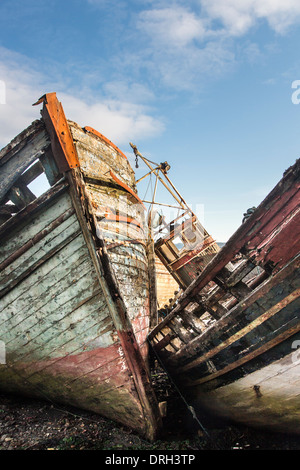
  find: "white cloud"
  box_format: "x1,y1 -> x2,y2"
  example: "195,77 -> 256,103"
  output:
0,47 -> 164,150
0,48 -> 44,147
201,0 -> 300,36
59,93 -> 164,145
132,0 -> 300,91
137,0 -> 300,45
103,80 -> 155,104
152,39 -> 235,91
135,6 -> 235,90
137,7 -> 209,47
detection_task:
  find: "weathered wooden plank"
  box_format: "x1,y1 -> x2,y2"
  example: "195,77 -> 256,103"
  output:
182,284 -> 227,321
0,251 -> 91,333
0,207 -> 75,274
198,308 -> 300,383
2,252 -> 94,348
246,190 -> 300,252
108,251 -> 149,271
250,208 -> 300,271
0,120 -> 44,162
0,204 -> 17,224
82,175 -> 151,346
221,259 -> 256,286
5,288 -> 103,360
1,217 -> 114,360
10,296 -> 112,365
189,318 -> 300,388
0,257 -> 92,335
37,93 -> 79,172
33,349 -> 127,393
1,352 -> 145,434
0,214 -> 79,290
47,340 -> 122,383
7,183 -> 36,209
87,184 -> 145,221
0,232 -> 89,313
21,159 -> 44,182
69,122 -> 135,189
175,285 -> 300,374
214,274 -> 252,301
168,319 -> 194,345
39,148 -> 61,186
2,284 -> 108,367
179,310 -> 202,335
0,129 -> 50,203
0,180 -> 68,246
190,350 -> 300,434
1,238 -> 107,335
164,254 -> 300,367
0,229 -> 81,299
0,186 -> 71,263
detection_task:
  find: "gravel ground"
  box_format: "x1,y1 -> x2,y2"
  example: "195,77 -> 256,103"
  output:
1,367 -> 300,451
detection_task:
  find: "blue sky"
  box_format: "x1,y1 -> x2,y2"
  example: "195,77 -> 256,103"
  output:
1,0 -> 300,241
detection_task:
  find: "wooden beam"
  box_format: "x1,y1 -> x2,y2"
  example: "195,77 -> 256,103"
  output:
146,237 -> 158,328
7,183 -> 36,210
39,148 -> 61,186
167,255 -> 300,367
0,129 -> 50,204
0,119 -> 45,165
0,179 -> 68,240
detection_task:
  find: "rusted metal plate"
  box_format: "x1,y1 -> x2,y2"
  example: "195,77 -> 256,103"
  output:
33,93 -> 80,172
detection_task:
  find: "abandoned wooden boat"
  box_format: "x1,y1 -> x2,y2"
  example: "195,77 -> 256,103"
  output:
149,159 -> 300,434
0,92 -> 161,440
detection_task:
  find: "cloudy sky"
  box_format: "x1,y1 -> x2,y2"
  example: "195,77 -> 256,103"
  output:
1,0 -> 300,241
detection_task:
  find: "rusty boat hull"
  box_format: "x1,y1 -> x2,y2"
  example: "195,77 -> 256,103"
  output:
149,159 -> 300,434
0,93 -> 161,440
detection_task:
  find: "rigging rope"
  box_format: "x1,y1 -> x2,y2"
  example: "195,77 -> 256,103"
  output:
147,337 -> 215,443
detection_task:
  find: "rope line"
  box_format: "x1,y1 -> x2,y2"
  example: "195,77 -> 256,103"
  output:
148,337 -> 213,441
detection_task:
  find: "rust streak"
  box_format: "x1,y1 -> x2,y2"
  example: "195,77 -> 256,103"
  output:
84,126 -> 128,160
33,93 -> 80,172
109,170 -> 145,209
